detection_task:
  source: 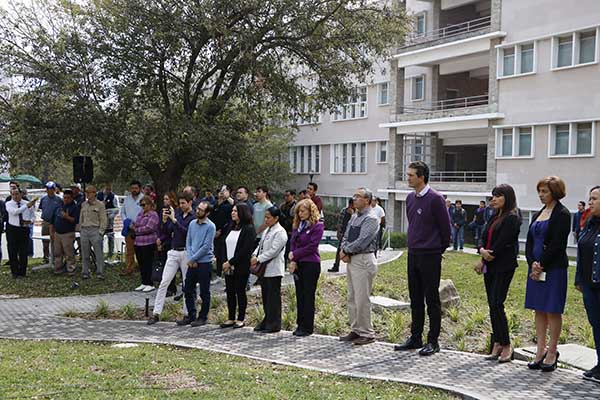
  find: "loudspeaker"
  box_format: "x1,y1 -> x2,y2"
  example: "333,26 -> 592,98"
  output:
73,156 -> 93,184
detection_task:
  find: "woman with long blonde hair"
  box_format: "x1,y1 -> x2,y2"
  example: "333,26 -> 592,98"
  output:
288,198 -> 324,337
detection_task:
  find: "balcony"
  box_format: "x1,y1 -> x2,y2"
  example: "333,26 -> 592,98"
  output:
399,94 -> 489,114
402,16 -> 492,49
430,170 -> 487,183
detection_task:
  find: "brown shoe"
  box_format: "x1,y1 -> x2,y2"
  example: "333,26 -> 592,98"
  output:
119,269 -> 134,276
339,332 -> 360,342
352,336 -> 375,346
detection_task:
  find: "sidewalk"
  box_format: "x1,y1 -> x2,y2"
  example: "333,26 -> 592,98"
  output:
0,250 -> 598,399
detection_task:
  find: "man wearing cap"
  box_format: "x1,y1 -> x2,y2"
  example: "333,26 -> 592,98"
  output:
71,184 -> 85,206
39,181 -> 63,264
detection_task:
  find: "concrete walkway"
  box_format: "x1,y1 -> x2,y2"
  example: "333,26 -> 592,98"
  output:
1,250 -> 598,400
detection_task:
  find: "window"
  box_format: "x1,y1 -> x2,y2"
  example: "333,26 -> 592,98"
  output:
376,141 -> 388,163
415,13 -> 426,35
579,30 -> 597,64
411,76 -> 424,101
289,145 -> 321,173
553,28 -> 598,69
549,122 -> 596,157
331,142 -> 367,173
296,103 -> 321,125
377,82 -> 389,106
402,134 -> 432,174
557,36 -> 573,68
502,47 -> 515,76
520,43 -> 534,73
501,129 -> 513,157
332,87 -> 368,121
498,42 -> 536,77
496,127 -> 534,158
517,127 -> 532,156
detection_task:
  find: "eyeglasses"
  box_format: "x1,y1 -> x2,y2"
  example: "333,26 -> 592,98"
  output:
140,203 -> 147,206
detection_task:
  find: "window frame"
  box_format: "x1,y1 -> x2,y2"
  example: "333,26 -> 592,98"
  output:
411,75 -> 425,102
330,142 -> 368,174
495,126 -> 536,159
548,122 -> 596,158
376,141 -> 388,164
415,12 -> 427,36
289,145 -> 322,174
377,81 -> 389,106
497,42 -> 537,79
551,27 -> 599,71
331,86 -> 368,122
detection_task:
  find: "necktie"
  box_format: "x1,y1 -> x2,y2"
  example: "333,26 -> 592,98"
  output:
18,202 -> 24,226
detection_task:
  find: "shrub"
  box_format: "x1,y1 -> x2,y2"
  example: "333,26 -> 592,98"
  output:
120,303 -> 138,320
323,204 -> 340,231
95,300 -> 110,318
387,232 -> 407,249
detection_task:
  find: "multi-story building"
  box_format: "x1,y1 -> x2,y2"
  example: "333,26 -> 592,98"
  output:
383,0 -> 600,250
288,0 -> 600,251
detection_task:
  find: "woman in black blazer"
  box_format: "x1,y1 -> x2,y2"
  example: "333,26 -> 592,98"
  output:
524,176 -> 571,372
221,203 -> 257,329
476,184 -> 521,363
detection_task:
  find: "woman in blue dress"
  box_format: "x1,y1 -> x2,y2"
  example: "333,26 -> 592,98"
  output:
525,176 -> 571,372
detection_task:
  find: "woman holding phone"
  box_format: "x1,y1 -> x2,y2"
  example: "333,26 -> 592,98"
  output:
524,176 -> 571,372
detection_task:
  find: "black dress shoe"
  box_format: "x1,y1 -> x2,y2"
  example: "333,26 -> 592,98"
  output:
191,318 -> 208,327
327,266 -> 339,273
541,351 -> 560,372
418,343 -> 440,356
394,337 -> 423,351
263,328 -> 280,334
147,315 -> 159,325
352,336 -> 375,346
221,321 -> 235,328
339,332 -> 360,342
173,294 -> 183,301
293,329 -> 312,337
528,352 -> 547,370
176,316 -> 193,326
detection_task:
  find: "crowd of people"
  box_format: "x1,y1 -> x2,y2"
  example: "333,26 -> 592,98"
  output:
1,163 -> 599,384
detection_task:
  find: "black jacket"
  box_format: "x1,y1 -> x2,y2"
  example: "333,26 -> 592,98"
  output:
525,202 -> 571,271
480,212 -> 521,272
223,223 -> 257,273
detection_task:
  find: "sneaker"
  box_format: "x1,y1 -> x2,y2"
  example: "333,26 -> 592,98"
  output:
142,285 -> 155,292
96,274 -> 105,280
82,274 -> 91,280
134,284 -> 145,291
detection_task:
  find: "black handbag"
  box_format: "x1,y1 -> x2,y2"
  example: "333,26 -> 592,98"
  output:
251,228 -> 285,278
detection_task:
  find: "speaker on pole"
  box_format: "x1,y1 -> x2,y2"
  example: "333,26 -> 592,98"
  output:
73,156 -> 93,184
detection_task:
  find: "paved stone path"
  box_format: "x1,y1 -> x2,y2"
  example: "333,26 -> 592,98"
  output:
1,250 -> 598,400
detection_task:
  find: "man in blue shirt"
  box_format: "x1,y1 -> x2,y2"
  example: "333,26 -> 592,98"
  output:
120,180 -> 143,275
39,181 -> 63,263
573,201 -> 586,241
51,190 -> 79,275
177,201 -> 216,327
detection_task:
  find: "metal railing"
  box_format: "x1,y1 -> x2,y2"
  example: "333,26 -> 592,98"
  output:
429,171 -> 487,183
400,94 -> 489,113
403,16 -> 492,48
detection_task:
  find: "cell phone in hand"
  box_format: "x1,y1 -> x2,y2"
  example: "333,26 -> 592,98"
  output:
538,272 -> 547,282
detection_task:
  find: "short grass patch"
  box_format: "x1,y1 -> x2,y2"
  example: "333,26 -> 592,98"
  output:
0,340 -> 456,399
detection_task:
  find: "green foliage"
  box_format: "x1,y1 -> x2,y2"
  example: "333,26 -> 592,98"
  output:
446,306 -> 460,323
120,303 -> 138,320
388,232 -> 408,249
94,300 -> 110,319
0,0 -> 409,195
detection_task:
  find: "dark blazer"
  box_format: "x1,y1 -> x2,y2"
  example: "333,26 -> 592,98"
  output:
525,201 -> 571,271
223,222 -> 257,273
480,212 -> 521,272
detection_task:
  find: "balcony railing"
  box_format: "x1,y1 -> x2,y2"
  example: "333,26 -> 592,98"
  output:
400,94 -> 489,114
402,16 -> 491,48
430,171 -> 487,183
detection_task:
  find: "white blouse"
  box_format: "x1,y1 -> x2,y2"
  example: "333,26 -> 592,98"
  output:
225,230 -> 241,261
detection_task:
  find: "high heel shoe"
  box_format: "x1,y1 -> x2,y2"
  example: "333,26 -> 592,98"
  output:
527,351 -> 547,370
541,351 -> 560,372
498,347 -> 514,363
484,351 -> 501,361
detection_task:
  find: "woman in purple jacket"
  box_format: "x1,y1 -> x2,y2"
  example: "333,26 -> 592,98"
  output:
132,195 -> 160,292
288,199 -> 324,337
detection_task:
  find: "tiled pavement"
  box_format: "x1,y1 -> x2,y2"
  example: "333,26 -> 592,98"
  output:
1,251 -> 598,400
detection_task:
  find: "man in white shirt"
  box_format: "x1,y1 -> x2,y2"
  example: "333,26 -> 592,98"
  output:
5,189 -> 38,278
371,197 -> 386,252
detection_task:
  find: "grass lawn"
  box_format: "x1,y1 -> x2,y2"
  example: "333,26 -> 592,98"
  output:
0,258 -> 140,298
0,340 -> 456,400
77,252 -> 594,356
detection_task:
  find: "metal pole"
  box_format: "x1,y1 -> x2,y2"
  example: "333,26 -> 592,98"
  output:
145,298 -> 149,317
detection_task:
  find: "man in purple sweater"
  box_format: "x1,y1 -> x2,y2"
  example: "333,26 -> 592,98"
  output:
395,161 -> 451,356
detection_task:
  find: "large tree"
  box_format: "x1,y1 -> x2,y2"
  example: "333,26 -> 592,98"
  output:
0,0 -> 407,195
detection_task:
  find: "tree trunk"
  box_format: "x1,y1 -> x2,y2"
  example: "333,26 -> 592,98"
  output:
146,158 -> 187,209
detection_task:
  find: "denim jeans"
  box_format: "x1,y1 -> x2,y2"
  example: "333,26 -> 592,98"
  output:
184,262 -> 212,321
474,224 -> 485,247
452,225 -> 464,250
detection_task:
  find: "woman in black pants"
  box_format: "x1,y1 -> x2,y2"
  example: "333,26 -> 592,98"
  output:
221,204 -> 256,329
288,199 -> 325,337
475,184 -> 520,363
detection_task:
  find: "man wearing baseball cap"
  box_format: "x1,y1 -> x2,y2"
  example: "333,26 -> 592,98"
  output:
39,181 -> 63,264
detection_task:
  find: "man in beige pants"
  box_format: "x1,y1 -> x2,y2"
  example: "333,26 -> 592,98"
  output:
338,187 -> 380,346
